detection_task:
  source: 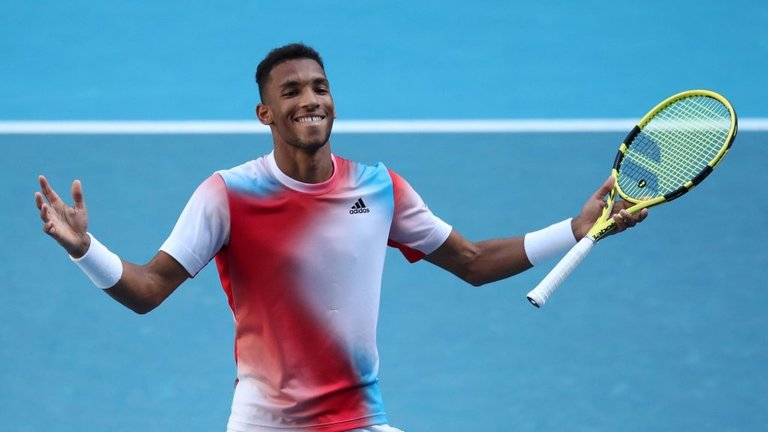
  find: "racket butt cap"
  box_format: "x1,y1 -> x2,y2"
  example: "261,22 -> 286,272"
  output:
527,296 -> 542,308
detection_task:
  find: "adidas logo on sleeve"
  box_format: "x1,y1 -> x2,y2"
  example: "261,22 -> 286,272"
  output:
349,198 -> 370,214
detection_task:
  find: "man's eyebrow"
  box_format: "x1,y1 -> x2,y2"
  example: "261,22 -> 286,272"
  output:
277,80 -> 300,90
278,77 -> 329,89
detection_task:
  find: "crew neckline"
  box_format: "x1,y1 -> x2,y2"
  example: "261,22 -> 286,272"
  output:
266,151 -> 338,194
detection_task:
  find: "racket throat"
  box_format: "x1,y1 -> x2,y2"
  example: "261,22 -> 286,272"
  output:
587,220 -> 617,242
588,189 -> 619,241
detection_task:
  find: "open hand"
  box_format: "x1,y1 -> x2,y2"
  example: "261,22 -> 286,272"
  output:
35,175 -> 91,258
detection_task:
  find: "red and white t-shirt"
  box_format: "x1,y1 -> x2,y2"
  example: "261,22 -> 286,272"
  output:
160,152 -> 451,431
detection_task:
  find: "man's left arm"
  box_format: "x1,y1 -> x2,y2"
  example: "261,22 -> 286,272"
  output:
425,231 -> 530,286
425,177 -> 648,286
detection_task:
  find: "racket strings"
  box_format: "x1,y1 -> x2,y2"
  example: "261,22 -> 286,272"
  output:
650,97 -> 730,160
619,96 -> 731,199
625,130 -> 717,196
647,98 -> 728,177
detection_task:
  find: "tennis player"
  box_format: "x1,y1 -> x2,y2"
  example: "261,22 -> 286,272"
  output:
35,43 -> 647,432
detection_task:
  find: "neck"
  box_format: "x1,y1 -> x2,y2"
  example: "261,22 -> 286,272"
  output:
273,144 -> 334,184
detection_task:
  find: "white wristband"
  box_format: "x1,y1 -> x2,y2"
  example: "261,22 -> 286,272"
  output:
524,218 -> 577,266
70,233 -> 123,289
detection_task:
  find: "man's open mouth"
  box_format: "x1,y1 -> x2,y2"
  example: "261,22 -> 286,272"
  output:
294,115 -> 325,124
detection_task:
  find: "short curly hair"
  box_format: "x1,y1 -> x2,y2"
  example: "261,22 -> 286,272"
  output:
255,43 -> 325,102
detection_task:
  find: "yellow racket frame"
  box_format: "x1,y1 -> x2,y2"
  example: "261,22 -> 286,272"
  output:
587,89 -> 737,242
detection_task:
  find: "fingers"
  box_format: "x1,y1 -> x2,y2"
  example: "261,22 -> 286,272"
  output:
35,192 -> 53,224
71,180 -> 86,210
612,210 -> 633,231
638,208 -> 648,221
40,203 -> 56,234
612,208 -> 649,232
36,176 -> 87,213
37,196 -> 56,224
35,191 -> 44,211
35,176 -> 65,235
42,209 -> 54,233
593,175 -> 615,200
38,175 -> 62,206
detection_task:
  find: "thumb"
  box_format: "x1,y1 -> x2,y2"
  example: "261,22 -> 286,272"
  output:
72,180 -> 86,210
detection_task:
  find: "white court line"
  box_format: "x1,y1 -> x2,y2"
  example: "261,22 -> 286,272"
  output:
0,119 -> 767,134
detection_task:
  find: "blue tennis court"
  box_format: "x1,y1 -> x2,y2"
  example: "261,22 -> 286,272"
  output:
2,1 -> 767,431
3,131 -> 767,431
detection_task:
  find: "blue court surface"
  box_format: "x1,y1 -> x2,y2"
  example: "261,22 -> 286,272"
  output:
3,132 -> 767,431
1,1 -> 767,431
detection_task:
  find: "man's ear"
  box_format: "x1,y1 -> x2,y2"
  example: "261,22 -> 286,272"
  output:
256,103 -> 272,125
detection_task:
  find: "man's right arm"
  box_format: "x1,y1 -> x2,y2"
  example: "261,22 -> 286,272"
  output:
35,175 -> 190,314
106,251 -> 189,314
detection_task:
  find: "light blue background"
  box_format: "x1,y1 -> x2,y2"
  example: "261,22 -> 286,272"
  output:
1,0 -> 766,120
1,1 -> 767,431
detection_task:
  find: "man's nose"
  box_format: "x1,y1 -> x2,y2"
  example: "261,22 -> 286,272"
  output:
299,88 -> 319,108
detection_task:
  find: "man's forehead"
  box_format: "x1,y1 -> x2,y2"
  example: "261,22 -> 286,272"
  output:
269,59 -> 327,86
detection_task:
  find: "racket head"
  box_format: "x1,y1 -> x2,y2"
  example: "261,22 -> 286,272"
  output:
613,90 -> 737,206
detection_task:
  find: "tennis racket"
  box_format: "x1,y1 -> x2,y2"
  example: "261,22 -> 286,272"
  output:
526,89 -> 737,308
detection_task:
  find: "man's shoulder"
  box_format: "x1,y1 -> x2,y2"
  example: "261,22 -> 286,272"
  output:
335,155 -> 392,181
214,156 -> 277,196
216,157 -> 264,177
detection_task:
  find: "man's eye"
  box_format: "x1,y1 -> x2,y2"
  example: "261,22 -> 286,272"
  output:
282,90 -> 297,97
315,87 -> 329,95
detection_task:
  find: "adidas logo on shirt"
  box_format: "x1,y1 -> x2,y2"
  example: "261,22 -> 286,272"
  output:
349,198 -> 370,214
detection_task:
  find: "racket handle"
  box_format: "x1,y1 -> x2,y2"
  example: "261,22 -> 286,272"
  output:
526,237 -> 595,308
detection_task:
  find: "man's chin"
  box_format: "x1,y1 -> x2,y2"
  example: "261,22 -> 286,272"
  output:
288,137 -> 331,152
293,130 -> 333,150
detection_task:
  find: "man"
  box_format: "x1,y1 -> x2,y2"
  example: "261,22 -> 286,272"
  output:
35,43 -> 646,431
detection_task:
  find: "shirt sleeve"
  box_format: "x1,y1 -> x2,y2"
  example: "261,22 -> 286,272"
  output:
387,169 -> 452,263
160,174 -> 230,277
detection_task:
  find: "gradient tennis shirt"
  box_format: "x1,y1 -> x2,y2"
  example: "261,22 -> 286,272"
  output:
160,152 -> 452,431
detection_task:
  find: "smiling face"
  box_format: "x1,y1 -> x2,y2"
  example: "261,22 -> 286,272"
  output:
257,58 -> 336,153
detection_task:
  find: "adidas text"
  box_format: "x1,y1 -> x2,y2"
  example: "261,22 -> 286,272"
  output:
350,198 -> 370,214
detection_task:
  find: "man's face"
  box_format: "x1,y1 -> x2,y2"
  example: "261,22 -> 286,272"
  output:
258,58 -> 335,152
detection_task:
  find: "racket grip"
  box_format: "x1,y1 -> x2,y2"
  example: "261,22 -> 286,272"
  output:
526,237 -> 595,308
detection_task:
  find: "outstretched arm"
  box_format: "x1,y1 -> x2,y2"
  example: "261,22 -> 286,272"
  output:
35,175 -> 189,314
425,231 -> 529,286
425,176 -> 648,286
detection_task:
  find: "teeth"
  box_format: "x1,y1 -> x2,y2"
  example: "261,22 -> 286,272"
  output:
296,116 -> 323,123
